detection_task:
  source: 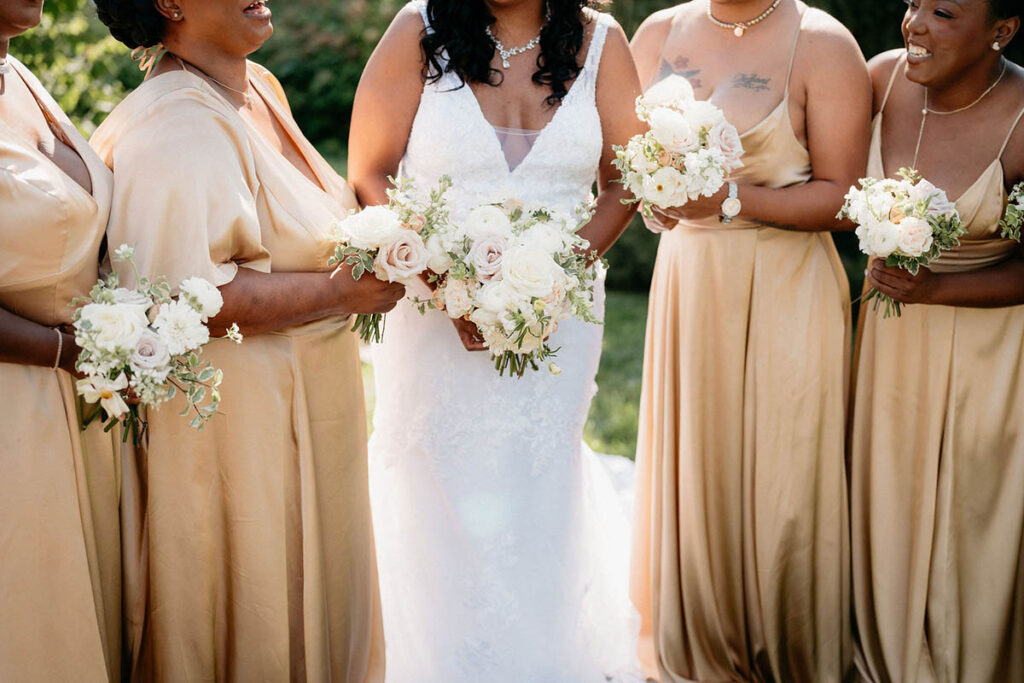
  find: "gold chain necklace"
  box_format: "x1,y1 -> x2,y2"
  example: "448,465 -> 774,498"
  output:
912,58 -> 1007,168
706,0 -> 783,38
176,55 -> 254,108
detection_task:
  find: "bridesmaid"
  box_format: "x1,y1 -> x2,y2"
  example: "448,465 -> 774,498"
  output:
90,0 -> 404,680
628,0 -> 871,681
851,1 -> 1024,681
0,1 -> 120,681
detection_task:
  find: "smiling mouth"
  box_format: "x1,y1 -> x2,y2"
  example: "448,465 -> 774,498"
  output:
907,42 -> 933,60
243,0 -> 271,18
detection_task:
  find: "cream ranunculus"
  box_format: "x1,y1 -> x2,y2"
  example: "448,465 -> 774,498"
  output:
374,230 -> 430,283
442,278 -> 475,319
464,204 -> 514,241
468,234 -> 506,282
179,277 -> 224,321
894,215 -> 935,256
864,220 -> 900,258
517,219 -> 570,254
334,205 -> 406,250
502,246 -> 564,300
78,302 -> 149,354
153,300 -> 209,356
648,106 -> 700,154
77,373 -> 130,418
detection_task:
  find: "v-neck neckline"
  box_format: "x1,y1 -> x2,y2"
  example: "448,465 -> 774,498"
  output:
4,59 -> 98,205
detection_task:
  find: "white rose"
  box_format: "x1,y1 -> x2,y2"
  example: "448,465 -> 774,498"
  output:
130,330 -> 171,377
334,205 -> 405,250
77,373 -> 130,418
648,106 -> 700,154
468,234 -> 506,282
474,280 -> 517,316
111,288 -> 153,320
153,300 -> 209,356
425,234 -> 454,274
502,246 -> 564,299
78,302 -> 149,354
643,74 -> 695,109
627,138 -> 659,175
707,119 -> 744,172
442,278 -> 475,319
373,231 -> 430,283
685,99 -> 726,131
642,166 -> 688,207
864,220 -> 900,258
517,220 -> 570,254
894,215 -> 934,256
178,277 -> 223,321
464,205 -> 513,240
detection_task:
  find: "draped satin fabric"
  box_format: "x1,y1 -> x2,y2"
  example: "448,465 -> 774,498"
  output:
0,57 -> 121,683
90,63 -> 384,682
630,12 -> 852,682
850,60 -> 1024,682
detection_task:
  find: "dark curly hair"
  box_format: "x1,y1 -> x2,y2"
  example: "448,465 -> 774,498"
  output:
94,0 -> 166,50
421,0 -> 601,106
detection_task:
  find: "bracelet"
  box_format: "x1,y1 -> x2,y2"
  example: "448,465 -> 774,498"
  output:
52,328 -> 63,371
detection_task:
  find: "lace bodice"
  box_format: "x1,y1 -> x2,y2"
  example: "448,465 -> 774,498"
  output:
402,1 -> 610,217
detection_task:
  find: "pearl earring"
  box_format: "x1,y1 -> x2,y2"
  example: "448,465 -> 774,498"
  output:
992,41 -> 1001,51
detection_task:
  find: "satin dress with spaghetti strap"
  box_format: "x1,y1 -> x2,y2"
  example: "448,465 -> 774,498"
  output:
0,56 -> 120,683
850,55 -> 1024,683
630,11 -> 852,682
90,62 -> 384,683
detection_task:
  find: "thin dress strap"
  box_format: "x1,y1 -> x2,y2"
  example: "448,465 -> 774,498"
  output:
998,104 -> 1024,159
782,9 -> 807,92
412,0 -> 431,33
878,52 -> 905,115
582,13 -> 611,76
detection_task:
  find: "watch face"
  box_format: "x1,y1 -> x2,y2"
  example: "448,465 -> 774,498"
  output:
722,197 -> 742,217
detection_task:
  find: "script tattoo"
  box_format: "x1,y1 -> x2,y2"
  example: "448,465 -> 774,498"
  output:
658,56 -> 703,90
732,73 -> 771,91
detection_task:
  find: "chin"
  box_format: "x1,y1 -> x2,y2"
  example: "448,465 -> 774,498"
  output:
2,0 -> 45,35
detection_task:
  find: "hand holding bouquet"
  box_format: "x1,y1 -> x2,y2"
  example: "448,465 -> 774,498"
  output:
328,176 -> 452,342
1000,181 -> 1023,242
613,75 -> 744,218
838,168 -> 966,318
421,199 -> 601,377
73,244 -> 242,442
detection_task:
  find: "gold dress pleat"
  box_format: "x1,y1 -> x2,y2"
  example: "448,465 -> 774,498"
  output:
0,57 -> 120,683
850,64 -> 1024,682
630,21 -> 852,682
90,63 -> 385,683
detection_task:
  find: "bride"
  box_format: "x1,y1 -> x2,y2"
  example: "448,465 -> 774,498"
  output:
347,0 -> 644,680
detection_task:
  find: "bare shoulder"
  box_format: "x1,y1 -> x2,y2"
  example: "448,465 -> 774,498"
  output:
798,6 -> 866,69
373,3 -> 427,62
1000,63 -> 1024,186
867,49 -> 905,90
630,5 -> 678,48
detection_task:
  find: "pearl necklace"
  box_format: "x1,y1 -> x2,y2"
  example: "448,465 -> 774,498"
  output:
706,0 -> 783,38
0,55 -> 11,75
912,58 -> 1007,168
485,22 -> 545,69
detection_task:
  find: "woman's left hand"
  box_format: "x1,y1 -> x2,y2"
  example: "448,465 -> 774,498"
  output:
866,259 -> 939,304
649,184 -> 730,225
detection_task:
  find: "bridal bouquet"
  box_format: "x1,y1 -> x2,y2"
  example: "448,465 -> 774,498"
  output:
73,244 -> 243,442
421,198 -> 601,377
1000,181 -> 1024,242
328,176 -> 452,342
838,168 -> 966,318
613,74 -> 744,218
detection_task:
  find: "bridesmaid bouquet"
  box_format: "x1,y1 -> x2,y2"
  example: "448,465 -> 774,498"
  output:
328,176 -> 451,342
838,168 -> 966,318
999,181 -> 1024,242
420,198 -> 601,377
73,244 -> 243,442
612,74 -> 744,218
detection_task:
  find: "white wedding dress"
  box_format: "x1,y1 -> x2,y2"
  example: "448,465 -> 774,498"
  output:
368,4 -> 641,681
